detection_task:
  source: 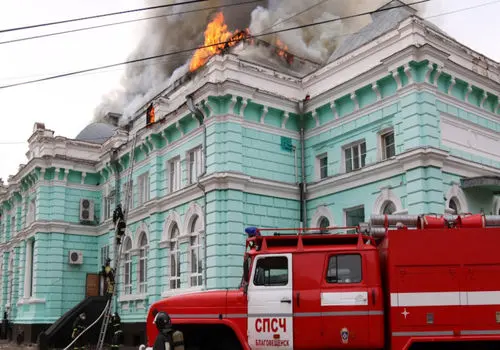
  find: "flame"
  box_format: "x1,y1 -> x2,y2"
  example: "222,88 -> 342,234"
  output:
189,12 -> 249,72
275,38 -> 294,65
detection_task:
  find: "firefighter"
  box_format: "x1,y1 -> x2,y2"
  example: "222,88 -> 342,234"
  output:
110,313 -> 123,350
71,312 -> 87,350
102,258 -> 115,299
112,204 -> 124,225
113,204 -> 126,245
152,312 -> 185,350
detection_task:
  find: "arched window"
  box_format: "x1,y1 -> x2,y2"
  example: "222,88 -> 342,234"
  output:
169,223 -> 181,289
122,238 -> 132,295
318,217 -> 329,234
448,197 -> 460,214
189,216 -> 203,287
138,233 -> 148,293
381,201 -> 396,215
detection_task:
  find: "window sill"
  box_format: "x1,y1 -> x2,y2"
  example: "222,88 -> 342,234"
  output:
161,286 -> 203,298
118,293 -> 148,302
17,297 -> 46,306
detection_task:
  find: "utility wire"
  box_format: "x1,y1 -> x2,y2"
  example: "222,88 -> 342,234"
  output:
0,0 -> 208,34
0,0 -> 266,45
0,0 -> 497,144
0,0 -> 430,90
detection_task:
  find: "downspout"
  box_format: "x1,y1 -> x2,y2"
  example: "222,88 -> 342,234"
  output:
186,94 -> 208,290
297,101 -> 307,228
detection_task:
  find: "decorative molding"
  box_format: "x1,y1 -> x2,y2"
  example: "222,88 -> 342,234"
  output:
161,286 -> 203,298
182,202 -> 204,234
372,188 -> 404,214
445,184 -> 469,214
260,106 -> 269,124
281,112 -> 290,129
371,83 -> 381,101
162,211 -> 182,242
310,205 -> 335,227
134,221 -> 150,249
350,92 -> 359,111
118,293 -> 148,303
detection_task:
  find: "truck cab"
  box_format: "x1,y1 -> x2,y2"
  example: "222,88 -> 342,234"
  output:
145,227 -> 385,350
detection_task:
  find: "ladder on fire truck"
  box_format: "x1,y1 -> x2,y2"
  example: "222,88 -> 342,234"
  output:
95,133 -> 139,350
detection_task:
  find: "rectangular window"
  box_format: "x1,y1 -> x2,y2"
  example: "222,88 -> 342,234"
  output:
100,245 -> 110,267
122,180 -> 133,210
26,198 -> 36,226
168,157 -> 181,193
170,242 -> 181,289
190,236 -> 203,287
344,141 -> 367,173
24,239 -> 35,298
11,216 -> 15,235
103,194 -> 114,221
326,254 -> 362,284
139,246 -> 148,293
188,147 -> 203,185
123,253 -> 132,295
318,154 -> 328,179
253,256 -> 288,286
137,172 -> 150,206
345,206 -> 365,227
382,131 -> 395,159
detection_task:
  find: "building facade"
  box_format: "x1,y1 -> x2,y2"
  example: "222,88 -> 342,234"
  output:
2,3 -> 500,346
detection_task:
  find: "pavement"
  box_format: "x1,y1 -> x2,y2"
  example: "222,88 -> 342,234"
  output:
0,341 -> 138,350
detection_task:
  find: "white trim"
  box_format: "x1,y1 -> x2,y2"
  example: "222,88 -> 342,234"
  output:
310,205 -> 335,228
445,183 -> 469,214
134,222 -> 150,250
16,297 -> 46,305
493,196 -> 500,215
390,291 -> 500,307
118,293 -> 148,302
372,187 -> 403,214
182,202 -> 204,234
320,291 -> 368,306
161,211 -> 182,243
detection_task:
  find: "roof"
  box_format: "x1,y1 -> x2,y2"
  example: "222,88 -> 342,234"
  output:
327,0 -> 451,63
75,122 -> 118,144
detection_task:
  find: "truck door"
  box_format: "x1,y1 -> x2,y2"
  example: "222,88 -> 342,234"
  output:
248,253 -> 293,349
320,252 -> 370,347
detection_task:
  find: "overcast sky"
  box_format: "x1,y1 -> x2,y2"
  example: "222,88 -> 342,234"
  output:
0,0 -> 499,182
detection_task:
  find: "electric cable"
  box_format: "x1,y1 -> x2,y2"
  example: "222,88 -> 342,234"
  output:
0,0 -> 266,46
0,0 -> 208,34
62,299 -> 111,350
0,0 -> 430,90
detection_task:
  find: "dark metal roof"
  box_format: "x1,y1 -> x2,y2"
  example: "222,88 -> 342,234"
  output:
75,122 -> 118,144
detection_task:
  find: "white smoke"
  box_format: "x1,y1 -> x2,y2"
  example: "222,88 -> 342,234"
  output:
94,0 -> 426,126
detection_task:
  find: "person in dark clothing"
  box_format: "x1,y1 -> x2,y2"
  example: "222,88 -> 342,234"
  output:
152,312 -> 184,350
71,312 -> 87,350
110,313 -> 123,350
102,258 -> 115,299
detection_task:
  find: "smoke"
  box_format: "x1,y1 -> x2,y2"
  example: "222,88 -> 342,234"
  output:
93,0 -> 427,125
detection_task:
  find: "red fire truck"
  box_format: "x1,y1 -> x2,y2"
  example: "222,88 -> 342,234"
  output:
142,213 -> 500,350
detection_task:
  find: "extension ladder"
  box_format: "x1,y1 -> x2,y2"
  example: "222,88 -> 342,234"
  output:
96,133 -> 139,350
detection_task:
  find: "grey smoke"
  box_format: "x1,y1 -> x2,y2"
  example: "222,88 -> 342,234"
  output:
93,0 -> 426,125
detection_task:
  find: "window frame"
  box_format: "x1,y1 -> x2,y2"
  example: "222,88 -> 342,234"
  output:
137,172 -> 151,206
189,216 -> 203,287
167,156 -> 182,194
325,253 -> 363,284
252,255 -> 290,287
169,223 -> 181,290
344,205 -> 365,230
122,239 -> 132,295
343,140 -> 367,173
138,233 -> 149,294
316,153 -> 328,180
381,130 -> 396,160
187,146 -> 203,185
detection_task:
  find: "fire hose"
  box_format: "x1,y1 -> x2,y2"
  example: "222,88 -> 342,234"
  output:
62,299 -> 110,350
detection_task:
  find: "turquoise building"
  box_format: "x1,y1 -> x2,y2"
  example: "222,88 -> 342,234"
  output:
1,2 -> 500,346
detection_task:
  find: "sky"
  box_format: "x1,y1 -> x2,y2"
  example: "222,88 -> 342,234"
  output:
1,0 -> 500,182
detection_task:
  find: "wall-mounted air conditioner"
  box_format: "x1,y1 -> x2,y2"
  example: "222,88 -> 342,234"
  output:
69,250 -> 83,265
80,199 -> 95,221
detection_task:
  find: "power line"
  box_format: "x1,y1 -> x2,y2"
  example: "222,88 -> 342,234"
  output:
0,0 -> 266,46
0,0 -> 430,91
0,0 -> 208,34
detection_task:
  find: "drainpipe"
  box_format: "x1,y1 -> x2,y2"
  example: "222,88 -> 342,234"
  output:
297,101 -> 307,228
186,94 -> 208,290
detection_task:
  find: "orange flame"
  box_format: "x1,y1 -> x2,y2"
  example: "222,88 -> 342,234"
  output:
275,38 -> 294,65
189,12 -> 250,72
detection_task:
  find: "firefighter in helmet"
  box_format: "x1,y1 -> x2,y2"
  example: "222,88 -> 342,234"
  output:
110,313 -> 123,350
113,204 -> 126,245
152,311 -> 185,350
102,257 -> 115,299
71,312 -> 87,350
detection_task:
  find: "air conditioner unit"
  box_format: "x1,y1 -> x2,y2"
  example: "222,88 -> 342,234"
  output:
69,250 -> 83,265
80,199 -> 95,221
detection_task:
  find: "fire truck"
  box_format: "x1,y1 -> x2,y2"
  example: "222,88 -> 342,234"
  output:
142,213 -> 500,350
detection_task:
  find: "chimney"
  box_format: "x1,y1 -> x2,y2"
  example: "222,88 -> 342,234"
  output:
103,112 -> 122,127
